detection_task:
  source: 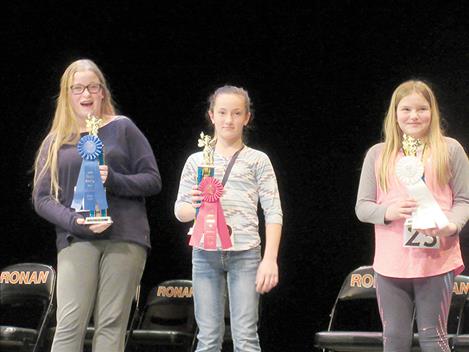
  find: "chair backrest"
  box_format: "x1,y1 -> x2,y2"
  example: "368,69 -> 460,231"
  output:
328,265 -> 381,331
450,274 -> 469,334
336,266 -> 376,301
140,279 -> 195,334
0,263 -> 55,306
0,263 -> 56,352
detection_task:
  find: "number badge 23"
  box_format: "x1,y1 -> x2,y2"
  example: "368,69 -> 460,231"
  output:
403,218 -> 440,249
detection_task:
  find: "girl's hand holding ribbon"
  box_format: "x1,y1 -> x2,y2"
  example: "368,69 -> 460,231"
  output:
415,223 -> 457,237
99,165 -> 108,183
385,198 -> 417,221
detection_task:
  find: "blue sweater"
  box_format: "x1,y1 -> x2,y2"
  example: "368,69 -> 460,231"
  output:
34,116 -> 162,252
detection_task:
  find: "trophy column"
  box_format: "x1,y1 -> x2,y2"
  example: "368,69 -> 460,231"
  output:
70,115 -> 112,224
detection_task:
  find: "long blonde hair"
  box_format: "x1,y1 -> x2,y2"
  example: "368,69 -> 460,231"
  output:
379,80 -> 450,192
33,59 -> 116,200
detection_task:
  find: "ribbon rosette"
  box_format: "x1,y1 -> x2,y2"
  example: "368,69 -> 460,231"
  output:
396,156 -> 424,186
189,177 -> 232,249
77,135 -> 103,161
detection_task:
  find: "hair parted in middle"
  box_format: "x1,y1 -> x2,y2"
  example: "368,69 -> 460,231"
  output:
33,59 -> 116,200
378,79 -> 450,192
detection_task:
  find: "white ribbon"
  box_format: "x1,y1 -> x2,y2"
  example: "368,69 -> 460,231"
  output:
396,156 -> 449,230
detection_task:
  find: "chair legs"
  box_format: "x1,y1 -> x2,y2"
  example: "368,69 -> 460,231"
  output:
189,328 -> 198,352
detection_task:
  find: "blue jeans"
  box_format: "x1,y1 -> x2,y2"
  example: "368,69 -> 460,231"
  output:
192,246 -> 261,352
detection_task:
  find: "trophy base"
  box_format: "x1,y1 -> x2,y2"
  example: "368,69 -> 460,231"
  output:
84,216 -> 112,224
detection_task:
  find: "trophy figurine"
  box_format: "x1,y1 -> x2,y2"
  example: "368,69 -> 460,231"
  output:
70,114 -> 112,224
197,132 -> 215,186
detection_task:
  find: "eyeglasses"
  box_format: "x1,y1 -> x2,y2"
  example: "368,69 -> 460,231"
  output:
70,83 -> 102,95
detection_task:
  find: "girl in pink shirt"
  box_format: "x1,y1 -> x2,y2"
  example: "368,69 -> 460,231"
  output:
356,80 -> 469,351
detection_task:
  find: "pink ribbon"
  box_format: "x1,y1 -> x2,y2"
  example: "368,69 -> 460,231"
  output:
190,177 -> 232,249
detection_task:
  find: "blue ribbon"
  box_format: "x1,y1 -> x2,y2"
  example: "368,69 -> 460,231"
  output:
71,135 -> 108,212
77,135 -> 103,161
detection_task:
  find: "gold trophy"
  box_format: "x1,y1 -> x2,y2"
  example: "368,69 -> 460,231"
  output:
197,132 -> 215,184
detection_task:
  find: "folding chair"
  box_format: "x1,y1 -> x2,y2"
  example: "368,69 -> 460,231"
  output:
0,263 -> 56,352
126,279 -> 196,352
314,265 -> 383,352
447,275 -> 469,351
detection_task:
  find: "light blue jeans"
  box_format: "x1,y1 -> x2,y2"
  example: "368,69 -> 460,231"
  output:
192,246 -> 261,352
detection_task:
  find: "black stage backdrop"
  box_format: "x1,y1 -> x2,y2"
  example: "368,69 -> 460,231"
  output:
1,1 -> 469,351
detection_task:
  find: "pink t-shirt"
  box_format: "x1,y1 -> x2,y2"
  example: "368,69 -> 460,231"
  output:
356,138 -> 469,278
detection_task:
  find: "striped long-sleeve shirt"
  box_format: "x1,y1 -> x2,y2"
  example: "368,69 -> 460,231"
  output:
175,146 -> 283,251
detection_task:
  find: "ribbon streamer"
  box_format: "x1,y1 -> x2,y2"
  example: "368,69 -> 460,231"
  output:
190,177 -> 232,249
396,156 -> 449,230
